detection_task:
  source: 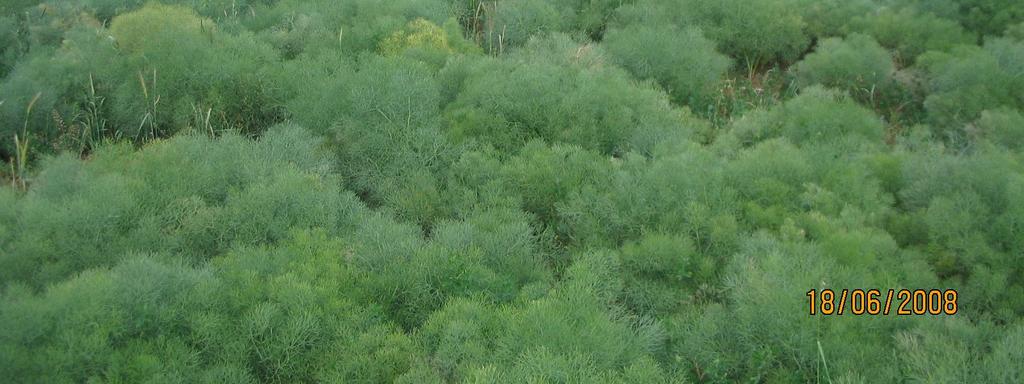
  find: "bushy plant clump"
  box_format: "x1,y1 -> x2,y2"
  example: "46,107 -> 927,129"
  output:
792,0 -> 876,39
678,0 -> 811,69
794,33 -> 894,95
379,18 -> 481,67
0,3 -> 285,156
972,108 -> 1024,150
0,125 -> 348,288
849,8 -> 976,65
919,38 -> 1024,142
611,0 -> 810,70
444,34 -> 701,156
909,0 -> 1024,37
248,0 -> 451,56
0,15 -> 23,78
108,4 -> 285,137
729,86 -> 887,148
2,1 -> 1024,383
602,23 -> 731,108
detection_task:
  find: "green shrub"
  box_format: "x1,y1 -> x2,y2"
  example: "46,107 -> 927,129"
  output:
497,250 -> 660,372
793,0 -> 875,38
501,140 -> 612,226
679,0 -> 810,69
730,86 -> 886,147
725,139 -> 815,213
0,26 -> 124,155
564,0 -> 623,38
70,0 -> 268,21
1,3 -> 287,156
0,125 -> 358,288
379,18 -> 481,67
109,4 -> 284,138
557,143 -> 740,260
445,34 -> 697,156
618,233 -> 697,316
10,3 -> 103,50
664,234 -> 921,382
418,265 -> 667,382
275,53 -> 455,225
108,3 -> 210,53
483,0 -> 567,53
341,206 -> 550,330
419,298 -> 505,381
850,8 -> 976,65
973,108 -> 1024,150
920,38 -> 1024,140
464,0 -> 622,41
1008,22 -> 1024,40
433,208 -> 550,288
895,149 -> 1024,319
917,0 -> 1024,36
2,0 -> 36,16
253,0 -> 450,57
973,2 -> 1024,36
0,256 -> 217,383
603,24 -> 730,108
332,56 -> 454,224
0,230 -> 441,383
896,319 -> 1024,383
0,15 -> 22,77
794,33 -> 894,95
613,0 -> 809,69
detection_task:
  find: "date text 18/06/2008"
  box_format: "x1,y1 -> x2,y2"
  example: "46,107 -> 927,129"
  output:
806,289 -> 958,316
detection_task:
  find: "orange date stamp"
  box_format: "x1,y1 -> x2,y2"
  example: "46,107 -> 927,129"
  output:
806,289 -> 958,316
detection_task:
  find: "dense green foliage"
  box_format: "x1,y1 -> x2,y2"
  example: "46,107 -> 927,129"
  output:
793,33 -> 894,95
849,7 -> 976,65
2,0 -> 1023,382
603,24 -> 730,108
